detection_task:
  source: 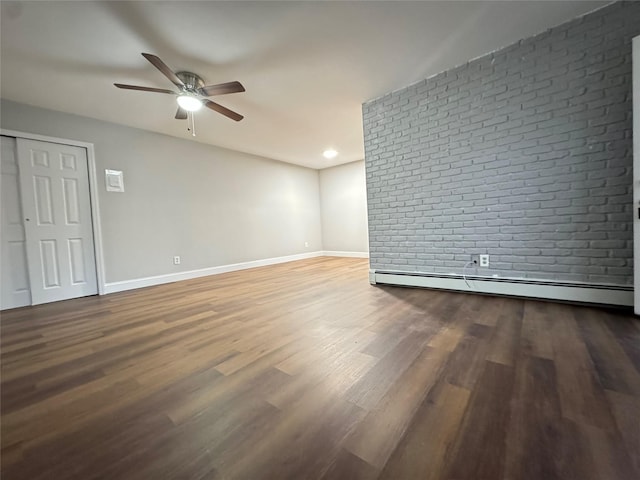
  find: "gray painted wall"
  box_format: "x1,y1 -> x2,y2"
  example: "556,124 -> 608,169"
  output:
1,99 -> 322,283
363,1 -> 640,286
319,160 -> 369,253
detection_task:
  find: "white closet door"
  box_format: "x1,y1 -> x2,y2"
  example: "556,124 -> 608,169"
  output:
1,136 -> 31,309
17,138 -> 97,305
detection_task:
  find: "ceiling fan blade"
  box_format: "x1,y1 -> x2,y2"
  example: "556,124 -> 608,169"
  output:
114,83 -> 176,94
175,107 -> 188,120
141,53 -> 185,89
203,100 -> 244,122
200,81 -> 245,97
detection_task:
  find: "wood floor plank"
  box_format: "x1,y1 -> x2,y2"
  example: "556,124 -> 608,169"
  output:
273,325 -> 376,376
578,309 -> 640,396
442,322 -> 493,390
319,448 -> 380,480
1,378 -> 141,450
504,355 -> 567,480
425,292 -> 475,351
550,304 -> 618,431
344,344 -> 449,468
1,257 -> 639,479
344,328 -> 433,410
443,360 -> 515,480
520,301 -> 555,359
578,421 -> 638,480
604,311 -> 640,373
267,351 -> 376,412
2,406 -> 175,480
378,380 -> 471,480
605,389 -> 640,475
485,299 -> 523,366
221,385 -> 367,480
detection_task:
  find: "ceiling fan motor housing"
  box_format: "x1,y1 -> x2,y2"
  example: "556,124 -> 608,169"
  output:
176,72 -> 204,93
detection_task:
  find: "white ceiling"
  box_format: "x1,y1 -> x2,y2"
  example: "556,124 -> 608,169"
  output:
0,1 -> 608,169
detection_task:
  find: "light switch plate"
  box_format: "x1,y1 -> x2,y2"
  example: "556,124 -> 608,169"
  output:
105,169 -> 124,192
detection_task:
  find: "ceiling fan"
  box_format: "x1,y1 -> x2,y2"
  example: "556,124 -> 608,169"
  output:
115,53 -> 245,134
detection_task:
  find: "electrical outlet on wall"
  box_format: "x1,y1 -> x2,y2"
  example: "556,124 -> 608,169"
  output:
173,256 -> 181,265
479,254 -> 489,267
305,242 -> 309,248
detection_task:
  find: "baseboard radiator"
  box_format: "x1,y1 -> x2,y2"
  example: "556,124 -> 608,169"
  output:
369,270 -> 633,307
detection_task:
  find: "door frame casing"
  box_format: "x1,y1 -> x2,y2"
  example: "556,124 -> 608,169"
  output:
1,129 -> 106,296
633,36 -> 639,315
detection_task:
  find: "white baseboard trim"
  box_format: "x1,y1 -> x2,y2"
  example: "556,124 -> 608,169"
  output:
103,251 -> 324,294
371,270 -> 633,306
322,250 -> 369,258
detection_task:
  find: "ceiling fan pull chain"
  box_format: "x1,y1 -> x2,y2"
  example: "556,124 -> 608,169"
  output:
192,112 -> 196,137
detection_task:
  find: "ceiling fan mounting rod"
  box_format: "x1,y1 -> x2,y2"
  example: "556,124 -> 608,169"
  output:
176,71 -> 204,92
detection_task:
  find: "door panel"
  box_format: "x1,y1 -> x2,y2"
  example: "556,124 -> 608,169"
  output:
34,175 -> 55,225
68,238 -> 87,284
8,241 -> 30,291
17,138 -> 97,305
40,239 -> 61,287
30,148 -> 49,168
62,178 -> 80,224
1,136 -> 31,309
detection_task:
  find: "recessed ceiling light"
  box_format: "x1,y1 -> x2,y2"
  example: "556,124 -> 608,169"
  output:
323,149 -> 338,159
177,94 -> 203,112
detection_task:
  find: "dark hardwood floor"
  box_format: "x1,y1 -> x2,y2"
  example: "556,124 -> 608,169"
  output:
1,257 -> 639,479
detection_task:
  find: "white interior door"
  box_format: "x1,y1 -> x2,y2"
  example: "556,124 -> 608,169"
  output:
1,136 -> 32,309
633,36 -> 639,315
16,138 -> 97,305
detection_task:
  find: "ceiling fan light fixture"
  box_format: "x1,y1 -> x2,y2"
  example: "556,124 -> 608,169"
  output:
177,94 -> 202,112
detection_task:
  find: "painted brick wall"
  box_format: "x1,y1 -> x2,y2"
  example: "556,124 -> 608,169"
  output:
363,1 -> 640,285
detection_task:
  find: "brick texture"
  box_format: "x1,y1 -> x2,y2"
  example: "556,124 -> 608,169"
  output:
363,1 -> 640,285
